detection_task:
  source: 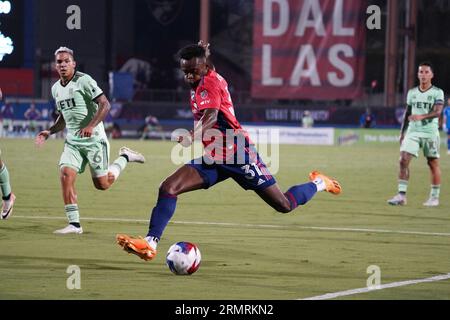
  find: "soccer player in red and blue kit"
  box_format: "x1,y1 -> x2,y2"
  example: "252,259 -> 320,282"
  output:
116,42 -> 342,261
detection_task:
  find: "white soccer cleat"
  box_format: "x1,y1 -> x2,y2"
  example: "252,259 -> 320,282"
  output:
387,194 -> 407,206
423,197 -> 439,207
119,147 -> 145,163
1,193 -> 16,220
54,224 -> 83,234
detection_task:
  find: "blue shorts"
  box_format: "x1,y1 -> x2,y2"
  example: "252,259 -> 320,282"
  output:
188,154 -> 276,191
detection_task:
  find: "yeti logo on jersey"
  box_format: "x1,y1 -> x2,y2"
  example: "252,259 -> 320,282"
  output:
190,90 -> 195,101
57,98 -> 76,110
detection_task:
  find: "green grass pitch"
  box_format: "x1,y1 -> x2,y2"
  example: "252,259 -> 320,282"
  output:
0,134 -> 449,300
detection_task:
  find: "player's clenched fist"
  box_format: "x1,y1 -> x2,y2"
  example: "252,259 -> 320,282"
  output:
177,131 -> 193,147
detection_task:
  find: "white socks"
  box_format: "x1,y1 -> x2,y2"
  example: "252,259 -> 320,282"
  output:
312,178 -> 326,192
145,236 -> 159,249
108,156 -> 128,180
108,163 -> 122,180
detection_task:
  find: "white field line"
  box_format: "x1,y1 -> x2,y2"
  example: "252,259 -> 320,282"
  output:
11,215 -> 450,237
301,273 -> 450,300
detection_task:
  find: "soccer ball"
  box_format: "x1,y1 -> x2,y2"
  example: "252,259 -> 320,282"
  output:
166,242 -> 201,275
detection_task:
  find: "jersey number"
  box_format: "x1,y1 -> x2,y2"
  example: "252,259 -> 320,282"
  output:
93,151 -> 102,164
241,164 -> 263,180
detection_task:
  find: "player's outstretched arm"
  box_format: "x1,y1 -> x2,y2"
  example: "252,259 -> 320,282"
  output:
177,109 -> 219,147
198,40 -> 210,58
198,40 -> 215,70
35,114 -> 66,147
192,108 -> 219,141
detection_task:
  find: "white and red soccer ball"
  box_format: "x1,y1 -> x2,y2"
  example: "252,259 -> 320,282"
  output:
166,242 -> 201,275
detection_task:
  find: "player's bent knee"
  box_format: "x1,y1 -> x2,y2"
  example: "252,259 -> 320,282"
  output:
159,182 -> 179,196
94,184 -> 109,191
273,199 -> 292,214
93,178 -> 111,191
276,205 -> 292,214
280,201 -> 293,213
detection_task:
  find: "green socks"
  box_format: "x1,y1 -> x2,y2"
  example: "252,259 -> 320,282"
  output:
398,179 -> 408,194
108,156 -> 128,180
430,185 -> 440,199
0,164 -> 11,199
65,204 -> 80,224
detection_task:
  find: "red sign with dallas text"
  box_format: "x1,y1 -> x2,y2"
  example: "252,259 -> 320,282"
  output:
252,0 -> 366,100
0,69 -> 34,97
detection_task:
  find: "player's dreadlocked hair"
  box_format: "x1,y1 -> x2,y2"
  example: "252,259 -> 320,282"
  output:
177,44 -> 206,60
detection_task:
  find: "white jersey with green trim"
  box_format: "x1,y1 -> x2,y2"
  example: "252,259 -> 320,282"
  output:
51,71 -> 107,143
406,85 -> 444,136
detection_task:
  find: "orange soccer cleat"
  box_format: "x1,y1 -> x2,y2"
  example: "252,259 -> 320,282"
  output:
116,234 -> 157,261
309,171 -> 342,195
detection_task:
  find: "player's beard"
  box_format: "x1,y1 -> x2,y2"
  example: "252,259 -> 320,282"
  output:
188,80 -> 200,89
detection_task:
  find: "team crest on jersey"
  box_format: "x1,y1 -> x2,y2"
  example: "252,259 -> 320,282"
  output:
146,0 -> 184,26
69,88 -> 73,95
200,90 -> 208,99
427,96 -> 432,101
